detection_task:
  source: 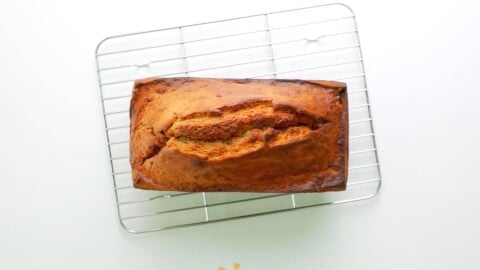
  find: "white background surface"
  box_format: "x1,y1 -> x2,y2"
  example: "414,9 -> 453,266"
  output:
1,0 -> 479,269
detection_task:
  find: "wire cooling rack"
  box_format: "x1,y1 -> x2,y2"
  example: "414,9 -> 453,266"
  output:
95,3 -> 382,233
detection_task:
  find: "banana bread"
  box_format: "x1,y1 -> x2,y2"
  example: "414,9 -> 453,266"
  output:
130,77 -> 348,193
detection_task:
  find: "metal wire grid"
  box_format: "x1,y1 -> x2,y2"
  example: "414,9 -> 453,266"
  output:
95,3 -> 382,233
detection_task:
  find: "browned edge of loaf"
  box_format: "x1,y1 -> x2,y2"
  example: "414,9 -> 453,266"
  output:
129,77 -> 348,193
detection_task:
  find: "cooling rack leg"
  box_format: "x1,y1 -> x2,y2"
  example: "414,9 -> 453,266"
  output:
264,14 -> 278,78
202,192 -> 210,221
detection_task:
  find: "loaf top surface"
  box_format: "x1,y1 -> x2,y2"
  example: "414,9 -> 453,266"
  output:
130,77 -> 347,184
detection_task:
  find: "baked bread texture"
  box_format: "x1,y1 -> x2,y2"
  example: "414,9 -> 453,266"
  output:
130,77 -> 348,193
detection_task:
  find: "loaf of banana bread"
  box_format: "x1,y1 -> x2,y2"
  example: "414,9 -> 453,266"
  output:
130,77 -> 348,192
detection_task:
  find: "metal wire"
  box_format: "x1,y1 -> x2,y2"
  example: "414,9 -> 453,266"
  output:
100,57 -> 362,86
98,30 -> 358,72
96,3 -> 382,233
96,15 -> 354,57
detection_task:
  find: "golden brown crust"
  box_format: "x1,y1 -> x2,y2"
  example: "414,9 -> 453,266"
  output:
130,77 -> 348,193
